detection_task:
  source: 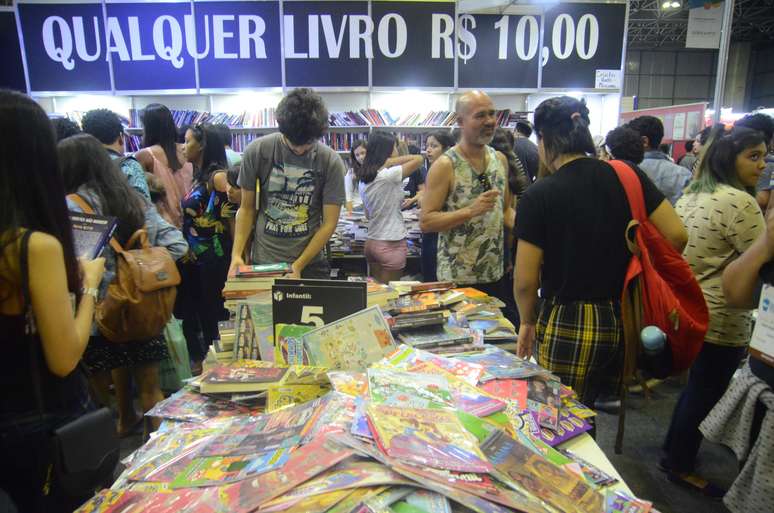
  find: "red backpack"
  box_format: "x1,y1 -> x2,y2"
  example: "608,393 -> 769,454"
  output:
609,160 -> 708,380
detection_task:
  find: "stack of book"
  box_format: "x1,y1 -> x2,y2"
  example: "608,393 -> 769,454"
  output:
222,263 -> 290,311
93,341 -> 656,513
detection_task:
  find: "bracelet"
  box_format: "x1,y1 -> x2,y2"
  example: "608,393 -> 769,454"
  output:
82,287 -> 98,301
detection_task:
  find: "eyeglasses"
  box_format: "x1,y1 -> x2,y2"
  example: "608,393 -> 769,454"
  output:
476,172 -> 491,192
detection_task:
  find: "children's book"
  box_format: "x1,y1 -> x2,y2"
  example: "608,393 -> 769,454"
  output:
526,377 -> 561,430
267,384 -> 329,411
397,325 -> 474,348
170,448 -> 291,488
260,460 -> 412,511
385,345 -> 484,385
480,430 -> 603,513
532,409 -> 593,446
480,379 -> 528,410
199,362 -> 288,394
198,426 -> 304,457
366,404 -> 492,473
604,491 -> 653,513
274,323 -> 313,365
405,361 -> 505,417
327,371 -> 369,397
454,346 -> 554,381
234,299 -> 274,361
145,388 -> 261,423
302,306 -> 396,371
235,263 -> 291,277
386,292 -> 442,314
558,449 -> 618,487
217,437 -> 355,512
367,367 -> 453,409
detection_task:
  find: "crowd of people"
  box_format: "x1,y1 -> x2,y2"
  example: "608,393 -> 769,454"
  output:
1,86 -> 773,512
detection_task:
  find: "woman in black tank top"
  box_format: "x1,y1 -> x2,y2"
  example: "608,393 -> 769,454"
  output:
0,91 -> 105,512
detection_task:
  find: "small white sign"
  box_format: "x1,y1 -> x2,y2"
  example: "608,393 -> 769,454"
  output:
595,69 -> 621,90
673,112 -> 686,140
686,4 -> 724,49
751,283 -> 774,362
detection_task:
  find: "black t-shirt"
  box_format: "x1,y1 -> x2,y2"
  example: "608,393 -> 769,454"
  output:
514,138 -> 539,182
515,157 -> 665,301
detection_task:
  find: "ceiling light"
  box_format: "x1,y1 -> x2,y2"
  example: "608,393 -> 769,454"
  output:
662,1 -> 671,7
670,1 -> 680,7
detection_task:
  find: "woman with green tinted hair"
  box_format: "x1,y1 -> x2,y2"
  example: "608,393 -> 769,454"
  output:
662,126 -> 769,496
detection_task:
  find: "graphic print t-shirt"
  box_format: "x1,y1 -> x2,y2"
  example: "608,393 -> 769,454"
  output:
239,133 -> 346,265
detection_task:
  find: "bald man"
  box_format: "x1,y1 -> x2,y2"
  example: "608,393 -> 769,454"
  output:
420,91 -> 514,295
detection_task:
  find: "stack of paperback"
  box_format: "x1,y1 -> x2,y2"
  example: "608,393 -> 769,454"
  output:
385,283 -> 517,351
84,342 -> 657,513
223,263 -> 290,311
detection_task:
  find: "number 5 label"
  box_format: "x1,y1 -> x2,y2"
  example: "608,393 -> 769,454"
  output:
301,305 -> 325,327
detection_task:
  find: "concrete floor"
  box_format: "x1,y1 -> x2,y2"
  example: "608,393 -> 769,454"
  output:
118,376 -> 740,513
595,377 -> 736,513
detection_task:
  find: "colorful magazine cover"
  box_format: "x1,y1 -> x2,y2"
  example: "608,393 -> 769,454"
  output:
302,306 -> 396,371
604,491 -> 654,513
217,437 -> 355,512
170,448 -> 292,488
526,376 -> 562,430
274,323 -> 313,365
202,360 -> 286,383
302,392 -> 357,441
405,361 -> 505,417
267,384 -> 329,412
480,430 -> 604,513
367,367 -> 454,409
453,346 -> 554,381
366,404 -> 492,473
247,297 -> 275,362
260,460 -> 412,511
281,365 -> 330,385
197,426 -> 304,457
350,396 -> 372,439
558,449 -> 619,488
534,409 -> 593,446
480,379 -> 529,410
327,371 -> 369,397
385,345 -> 484,385
146,388 -> 262,424
400,490 -> 452,513
265,489 -> 354,513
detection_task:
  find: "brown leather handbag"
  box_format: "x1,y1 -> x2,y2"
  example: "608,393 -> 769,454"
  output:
68,194 -> 181,342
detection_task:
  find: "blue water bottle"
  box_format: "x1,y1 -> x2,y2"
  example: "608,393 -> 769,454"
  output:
640,325 -> 671,377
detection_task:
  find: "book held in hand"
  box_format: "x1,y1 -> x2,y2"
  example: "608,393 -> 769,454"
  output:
69,211 -> 117,259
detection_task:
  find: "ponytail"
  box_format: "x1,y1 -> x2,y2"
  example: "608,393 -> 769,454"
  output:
534,96 -> 596,165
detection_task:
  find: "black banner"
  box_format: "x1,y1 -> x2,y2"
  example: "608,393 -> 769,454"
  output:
371,0 -> 455,88
540,2 -> 626,89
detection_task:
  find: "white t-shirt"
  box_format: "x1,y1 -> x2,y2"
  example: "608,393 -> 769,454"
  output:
344,169 -> 363,209
359,165 -> 406,241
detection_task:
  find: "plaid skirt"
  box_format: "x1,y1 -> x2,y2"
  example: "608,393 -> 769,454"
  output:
536,299 -> 623,404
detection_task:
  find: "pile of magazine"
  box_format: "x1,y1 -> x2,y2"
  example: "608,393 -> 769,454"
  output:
77,340 -> 657,513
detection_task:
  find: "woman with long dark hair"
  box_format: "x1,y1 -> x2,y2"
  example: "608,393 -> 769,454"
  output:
60,134 -> 188,437
345,139 -> 367,215
135,103 -> 193,228
420,130 -> 455,282
490,128 -> 529,200
178,124 -> 233,372
661,126 -> 768,495
514,96 -> 687,406
0,90 -> 105,512
358,132 -> 423,283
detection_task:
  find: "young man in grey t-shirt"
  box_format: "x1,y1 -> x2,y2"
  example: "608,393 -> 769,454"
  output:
231,88 -> 346,279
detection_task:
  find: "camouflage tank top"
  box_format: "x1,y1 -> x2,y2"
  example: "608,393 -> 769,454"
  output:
437,145 -> 506,285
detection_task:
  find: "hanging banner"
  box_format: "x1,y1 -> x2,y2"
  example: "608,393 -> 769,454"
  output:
16,0 -> 626,93
371,0 -> 455,88
540,2 -> 626,89
195,0 -> 282,89
283,1 -> 369,87
17,0 -> 112,92
106,0 -> 197,92
0,10 -> 27,92
686,2 -> 724,49
457,13 -> 541,89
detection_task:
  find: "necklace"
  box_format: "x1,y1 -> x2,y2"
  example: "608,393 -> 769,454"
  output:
457,144 -> 487,175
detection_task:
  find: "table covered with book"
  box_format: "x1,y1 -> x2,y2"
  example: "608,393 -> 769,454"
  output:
75,277 -> 655,513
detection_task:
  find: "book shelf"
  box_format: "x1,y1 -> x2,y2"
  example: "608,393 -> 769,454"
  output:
120,108 -> 527,154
